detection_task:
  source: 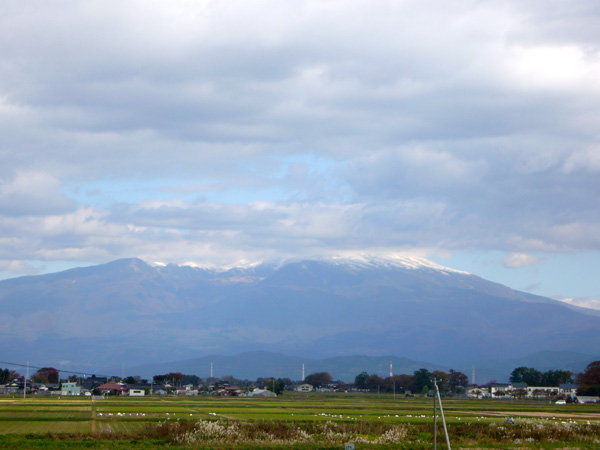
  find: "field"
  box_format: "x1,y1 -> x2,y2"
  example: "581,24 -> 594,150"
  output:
0,393 -> 599,449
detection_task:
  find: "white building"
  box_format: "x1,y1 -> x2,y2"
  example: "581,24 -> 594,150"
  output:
295,384 -> 314,392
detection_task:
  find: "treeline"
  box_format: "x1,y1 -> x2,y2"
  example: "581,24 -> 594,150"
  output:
509,367 -> 573,386
508,361 -> 600,396
354,368 -> 468,395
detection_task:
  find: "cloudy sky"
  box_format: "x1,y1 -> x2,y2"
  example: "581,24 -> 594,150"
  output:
1,0 -> 599,308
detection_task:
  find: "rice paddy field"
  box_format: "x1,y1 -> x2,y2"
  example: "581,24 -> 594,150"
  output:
0,393 -> 599,449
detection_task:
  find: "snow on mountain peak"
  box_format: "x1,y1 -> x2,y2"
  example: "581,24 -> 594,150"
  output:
147,254 -> 470,276
309,254 -> 471,275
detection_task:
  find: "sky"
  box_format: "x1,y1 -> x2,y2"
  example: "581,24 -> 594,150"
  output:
1,0 -> 599,309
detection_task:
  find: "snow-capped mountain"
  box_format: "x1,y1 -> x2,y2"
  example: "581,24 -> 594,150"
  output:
0,257 -> 598,374
283,254 -> 471,274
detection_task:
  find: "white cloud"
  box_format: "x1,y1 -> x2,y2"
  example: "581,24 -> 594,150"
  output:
0,0 -> 599,295
503,252 -> 541,268
504,45 -> 600,91
559,297 -> 600,311
563,146 -> 600,173
0,171 -> 74,216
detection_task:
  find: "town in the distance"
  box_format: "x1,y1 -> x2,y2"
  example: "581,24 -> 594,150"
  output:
2,360 -> 599,404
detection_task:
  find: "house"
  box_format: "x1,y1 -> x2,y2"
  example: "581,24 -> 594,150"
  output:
559,383 -> 578,397
466,385 -> 487,398
152,388 -> 168,395
2,379 -> 33,395
483,382 -> 578,399
295,384 -> 314,392
0,381 -> 20,395
511,382 -> 528,398
175,387 -> 199,396
96,381 -> 128,395
82,377 -> 108,390
224,386 -> 243,396
527,386 -> 559,398
490,383 -> 512,397
61,382 -> 81,396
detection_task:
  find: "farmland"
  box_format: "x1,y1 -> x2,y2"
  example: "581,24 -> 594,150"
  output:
0,393 -> 599,449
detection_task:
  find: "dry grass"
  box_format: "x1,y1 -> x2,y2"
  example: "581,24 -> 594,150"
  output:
143,418 -> 600,447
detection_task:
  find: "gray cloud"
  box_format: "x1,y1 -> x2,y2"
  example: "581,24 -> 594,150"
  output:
1,0 -> 600,276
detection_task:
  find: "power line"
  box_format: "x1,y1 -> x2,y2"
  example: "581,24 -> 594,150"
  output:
0,360 -> 109,378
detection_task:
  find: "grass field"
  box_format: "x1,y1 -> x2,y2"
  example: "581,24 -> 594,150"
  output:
0,393 -> 599,449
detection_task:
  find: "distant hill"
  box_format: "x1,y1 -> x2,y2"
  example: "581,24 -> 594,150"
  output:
121,351 -> 445,382
0,256 -> 599,378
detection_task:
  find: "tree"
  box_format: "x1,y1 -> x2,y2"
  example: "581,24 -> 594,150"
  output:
354,372 -> 370,390
181,374 -> 201,386
577,361 -> 600,396
448,370 -> 469,394
31,367 -> 59,384
432,370 -> 449,393
0,369 -> 11,384
413,368 -> 433,393
391,374 -> 415,393
368,374 -> 385,392
273,378 -> 286,395
304,372 -> 333,389
541,370 -> 573,386
509,367 -> 542,386
153,374 -> 168,384
167,372 -> 184,386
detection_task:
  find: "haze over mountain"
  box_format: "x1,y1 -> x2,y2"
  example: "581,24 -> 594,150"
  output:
1,256 -> 598,379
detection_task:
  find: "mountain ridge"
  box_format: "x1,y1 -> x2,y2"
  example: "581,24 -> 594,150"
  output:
0,256 -> 598,375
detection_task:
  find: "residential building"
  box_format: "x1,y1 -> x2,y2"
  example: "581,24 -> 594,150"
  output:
61,382 -> 81,396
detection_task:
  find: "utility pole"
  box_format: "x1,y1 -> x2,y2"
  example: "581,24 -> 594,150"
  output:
390,361 -> 395,400
433,379 -> 437,449
432,377 -> 451,450
24,362 -> 29,399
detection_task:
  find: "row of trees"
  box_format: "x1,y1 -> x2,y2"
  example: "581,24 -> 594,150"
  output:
355,368 -> 469,395
508,362 -> 600,396
509,367 -> 573,386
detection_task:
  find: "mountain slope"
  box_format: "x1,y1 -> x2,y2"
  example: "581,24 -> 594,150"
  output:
0,256 -> 598,372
